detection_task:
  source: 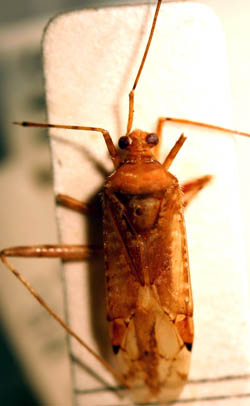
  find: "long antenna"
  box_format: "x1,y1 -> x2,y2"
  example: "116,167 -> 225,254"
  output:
126,0 -> 162,135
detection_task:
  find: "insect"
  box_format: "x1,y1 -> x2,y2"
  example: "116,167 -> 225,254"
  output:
1,1 -> 250,405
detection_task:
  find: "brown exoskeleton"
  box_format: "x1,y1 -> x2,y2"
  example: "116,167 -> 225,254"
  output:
1,0 -> 250,404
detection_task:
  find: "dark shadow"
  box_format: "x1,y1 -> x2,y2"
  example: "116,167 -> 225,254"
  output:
0,319 -> 41,405
85,186 -> 117,369
51,133 -> 111,178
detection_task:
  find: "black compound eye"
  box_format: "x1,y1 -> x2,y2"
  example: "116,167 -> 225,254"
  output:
118,136 -> 130,149
146,133 -> 159,146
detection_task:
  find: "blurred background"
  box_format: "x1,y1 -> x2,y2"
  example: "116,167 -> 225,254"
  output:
0,1 -> 249,405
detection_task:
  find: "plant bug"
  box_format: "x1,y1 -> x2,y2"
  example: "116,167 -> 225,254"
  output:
1,1 -> 250,405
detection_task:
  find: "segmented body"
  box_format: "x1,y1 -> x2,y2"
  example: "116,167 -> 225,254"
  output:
103,129 -> 193,402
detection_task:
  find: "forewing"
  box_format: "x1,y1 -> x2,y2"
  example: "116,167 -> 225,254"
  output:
147,177 -> 193,318
103,190 -> 141,322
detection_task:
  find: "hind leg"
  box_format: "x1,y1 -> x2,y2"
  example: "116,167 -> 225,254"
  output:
182,175 -> 213,208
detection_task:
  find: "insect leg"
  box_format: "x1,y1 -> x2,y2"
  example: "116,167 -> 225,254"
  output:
1,244 -> 102,260
162,133 -> 186,170
154,117 -> 187,167
0,251 -> 128,387
56,193 -> 99,215
182,175 -> 213,208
